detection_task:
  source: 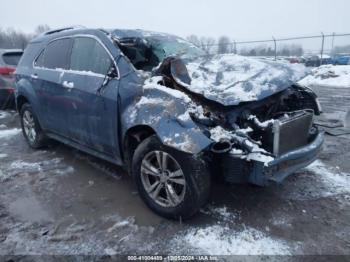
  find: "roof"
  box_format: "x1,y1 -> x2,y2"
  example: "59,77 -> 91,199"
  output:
30,26 -> 182,44
30,27 -> 100,43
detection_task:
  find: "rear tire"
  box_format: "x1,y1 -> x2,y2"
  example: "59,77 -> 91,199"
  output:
20,103 -> 47,149
132,135 -> 211,220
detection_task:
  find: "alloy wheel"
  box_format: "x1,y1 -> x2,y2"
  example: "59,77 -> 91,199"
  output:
23,110 -> 37,143
140,150 -> 186,207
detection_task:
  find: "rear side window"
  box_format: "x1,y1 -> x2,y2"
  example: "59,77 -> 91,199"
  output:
70,37 -> 113,75
2,52 -> 23,66
35,50 -> 45,67
35,38 -> 72,69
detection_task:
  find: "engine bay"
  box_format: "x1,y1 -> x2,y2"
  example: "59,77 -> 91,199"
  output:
154,65 -> 321,162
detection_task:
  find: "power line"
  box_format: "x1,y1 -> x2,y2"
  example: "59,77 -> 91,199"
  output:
200,33 -> 350,46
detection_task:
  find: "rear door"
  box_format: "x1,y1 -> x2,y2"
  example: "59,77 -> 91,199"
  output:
61,36 -> 120,156
33,38 -> 73,136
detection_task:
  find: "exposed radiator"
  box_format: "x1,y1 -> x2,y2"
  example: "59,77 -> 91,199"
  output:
263,110 -> 314,156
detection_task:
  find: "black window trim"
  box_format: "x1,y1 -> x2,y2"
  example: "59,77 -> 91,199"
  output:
33,34 -> 120,79
33,36 -> 72,71
33,48 -> 45,68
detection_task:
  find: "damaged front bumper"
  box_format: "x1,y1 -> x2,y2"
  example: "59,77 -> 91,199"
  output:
219,131 -> 324,186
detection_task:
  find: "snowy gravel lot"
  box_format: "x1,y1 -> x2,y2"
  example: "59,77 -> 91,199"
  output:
0,84 -> 349,259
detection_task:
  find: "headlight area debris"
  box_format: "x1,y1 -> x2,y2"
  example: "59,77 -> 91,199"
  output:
137,76 -> 277,164
209,124 -> 275,165
136,75 -> 314,167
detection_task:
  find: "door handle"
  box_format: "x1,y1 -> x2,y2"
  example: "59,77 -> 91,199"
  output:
31,74 -> 38,79
62,80 -> 74,89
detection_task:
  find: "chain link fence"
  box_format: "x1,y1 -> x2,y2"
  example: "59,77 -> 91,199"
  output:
189,33 -> 350,66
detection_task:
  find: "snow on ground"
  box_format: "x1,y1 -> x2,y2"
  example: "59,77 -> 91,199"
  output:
0,221 -> 108,255
305,160 -> 350,196
53,166 -> 75,175
206,205 -> 239,222
270,216 -> 293,228
298,65 -> 350,88
0,128 -> 21,139
175,225 -> 292,255
1,158 -> 75,182
175,160 -> 350,255
106,217 -> 136,234
283,159 -> 350,201
0,111 -> 11,119
10,160 -> 43,172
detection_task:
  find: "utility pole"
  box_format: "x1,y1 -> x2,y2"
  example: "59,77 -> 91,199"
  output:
331,32 -> 335,54
272,37 -> 277,61
320,32 -> 325,65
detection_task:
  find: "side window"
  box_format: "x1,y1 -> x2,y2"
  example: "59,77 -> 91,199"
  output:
34,50 -> 45,67
70,37 -> 113,75
35,38 -> 72,69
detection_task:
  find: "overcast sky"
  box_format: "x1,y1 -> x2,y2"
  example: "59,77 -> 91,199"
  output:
2,0 -> 350,41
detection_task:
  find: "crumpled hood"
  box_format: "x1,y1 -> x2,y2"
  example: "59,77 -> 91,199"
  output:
171,54 -> 309,106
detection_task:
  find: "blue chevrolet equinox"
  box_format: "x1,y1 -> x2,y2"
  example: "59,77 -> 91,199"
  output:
15,27 -> 324,219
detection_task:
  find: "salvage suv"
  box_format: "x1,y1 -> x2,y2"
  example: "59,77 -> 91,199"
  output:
15,27 -> 324,219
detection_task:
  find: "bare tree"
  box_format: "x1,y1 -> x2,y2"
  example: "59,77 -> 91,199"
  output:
186,34 -> 201,47
217,36 -> 231,54
278,44 -> 303,57
34,24 -> 51,35
199,36 -> 216,54
0,24 -> 53,49
238,43 -> 303,57
0,27 -> 31,49
332,44 -> 350,55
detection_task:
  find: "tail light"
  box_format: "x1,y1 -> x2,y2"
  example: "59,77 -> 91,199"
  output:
0,67 -> 15,76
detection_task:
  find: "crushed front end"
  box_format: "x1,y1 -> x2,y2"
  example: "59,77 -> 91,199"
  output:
209,111 -> 324,186
113,33 -> 324,186
189,85 -> 324,186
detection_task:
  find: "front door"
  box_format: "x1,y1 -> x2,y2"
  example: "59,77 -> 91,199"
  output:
61,36 -> 120,157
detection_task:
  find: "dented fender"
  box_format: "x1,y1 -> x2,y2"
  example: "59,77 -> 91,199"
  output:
120,76 -> 212,154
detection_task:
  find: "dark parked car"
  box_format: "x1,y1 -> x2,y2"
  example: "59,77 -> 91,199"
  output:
0,49 -> 23,109
15,27 -> 324,219
304,55 -> 331,67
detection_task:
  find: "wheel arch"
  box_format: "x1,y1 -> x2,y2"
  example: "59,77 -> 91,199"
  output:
122,125 -> 157,172
16,94 -> 30,112
15,78 -> 45,129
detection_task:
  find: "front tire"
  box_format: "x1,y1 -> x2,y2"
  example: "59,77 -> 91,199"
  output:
132,135 -> 211,220
20,103 -> 47,149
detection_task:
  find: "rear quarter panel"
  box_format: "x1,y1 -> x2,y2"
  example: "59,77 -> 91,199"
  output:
15,42 -> 46,125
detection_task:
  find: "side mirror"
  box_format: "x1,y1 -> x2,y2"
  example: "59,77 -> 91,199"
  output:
107,64 -> 118,79
98,64 -> 118,94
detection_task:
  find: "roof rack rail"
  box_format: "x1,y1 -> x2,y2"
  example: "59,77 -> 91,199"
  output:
43,25 -> 86,36
98,28 -> 111,35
